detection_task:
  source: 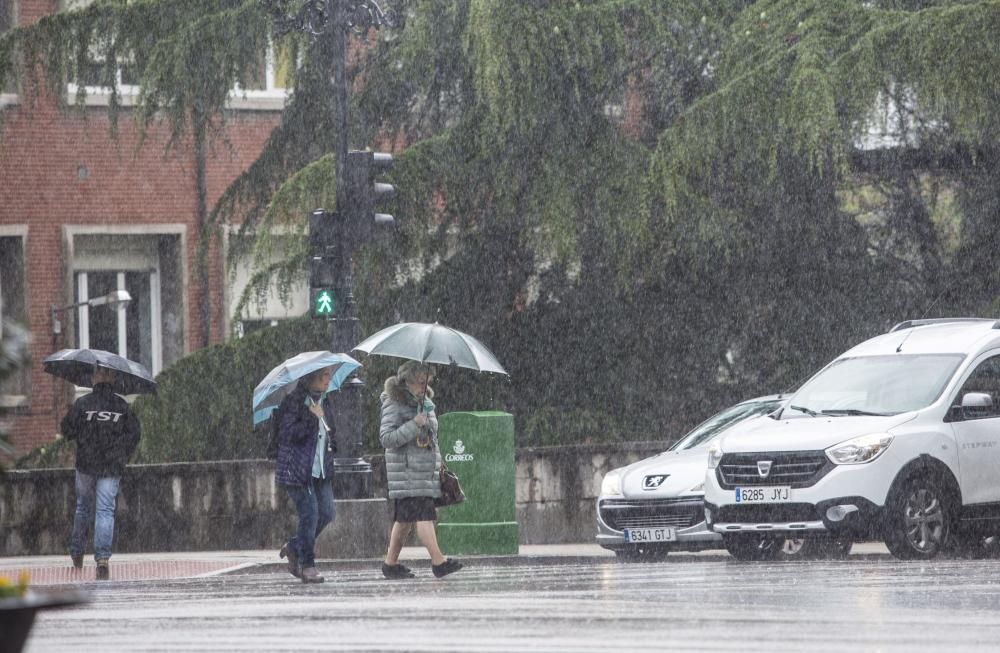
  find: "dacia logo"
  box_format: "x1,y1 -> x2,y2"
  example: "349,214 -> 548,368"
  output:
757,460 -> 773,478
643,474 -> 669,490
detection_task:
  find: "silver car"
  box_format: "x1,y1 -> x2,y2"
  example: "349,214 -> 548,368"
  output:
596,395 -> 784,560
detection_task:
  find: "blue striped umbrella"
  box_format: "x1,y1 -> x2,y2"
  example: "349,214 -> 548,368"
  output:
252,351 -> 361,426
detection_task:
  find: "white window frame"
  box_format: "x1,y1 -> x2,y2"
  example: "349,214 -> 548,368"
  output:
221,224 -> 307,338
65,225 -> 187,377
62,17 -> 290,112
75,268 -> 162,376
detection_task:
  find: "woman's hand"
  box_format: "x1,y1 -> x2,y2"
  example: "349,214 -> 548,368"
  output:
309,402 -> 324,419
414,413 -> 428,428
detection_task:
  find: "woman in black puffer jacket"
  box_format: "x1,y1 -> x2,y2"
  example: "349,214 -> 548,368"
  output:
274,366 -> 337,584
379,361 -> 463,579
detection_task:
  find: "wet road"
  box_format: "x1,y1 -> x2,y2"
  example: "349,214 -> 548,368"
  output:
23,553 -> 1000,652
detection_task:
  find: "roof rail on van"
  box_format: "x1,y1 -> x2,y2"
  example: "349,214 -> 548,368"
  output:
888,318 -> 1000,333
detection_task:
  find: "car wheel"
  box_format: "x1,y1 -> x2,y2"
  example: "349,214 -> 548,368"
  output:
723,534 -> 780,561
884,476 -> 952,560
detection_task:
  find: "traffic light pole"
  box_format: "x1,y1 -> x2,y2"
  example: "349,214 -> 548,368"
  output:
330,0 -> 347,202
325,0 -> 370,500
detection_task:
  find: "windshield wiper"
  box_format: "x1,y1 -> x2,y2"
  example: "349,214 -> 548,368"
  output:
820,409 -> 894,417
788,405 -> 819,417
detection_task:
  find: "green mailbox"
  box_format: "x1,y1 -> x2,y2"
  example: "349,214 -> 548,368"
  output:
436,411 -> 518,555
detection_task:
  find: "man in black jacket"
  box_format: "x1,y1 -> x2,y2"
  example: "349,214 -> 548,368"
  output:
62,365 -> 141,580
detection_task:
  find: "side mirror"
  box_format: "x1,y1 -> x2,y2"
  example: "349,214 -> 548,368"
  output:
961,392 -> 994,420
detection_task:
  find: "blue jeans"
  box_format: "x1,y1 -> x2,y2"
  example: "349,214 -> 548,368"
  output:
69,471 -> 121,561
284,478 -> 336,567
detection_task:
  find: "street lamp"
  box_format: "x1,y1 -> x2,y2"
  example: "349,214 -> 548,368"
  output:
50,289 -> 132,343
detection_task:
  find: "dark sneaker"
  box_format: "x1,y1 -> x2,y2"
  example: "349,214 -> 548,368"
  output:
382,562 -> 415,579
300,566 -> 325,584
279,542 -> 300,578
71,554 -> 83,569
432,558 -> 463,579
96,560 -> 110,581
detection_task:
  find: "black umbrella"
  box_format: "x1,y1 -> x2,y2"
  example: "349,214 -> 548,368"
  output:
43,348 -> 156,395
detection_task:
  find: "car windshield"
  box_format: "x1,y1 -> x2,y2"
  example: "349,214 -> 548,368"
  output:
783,354 -> 965,417
669,399 -> 781,451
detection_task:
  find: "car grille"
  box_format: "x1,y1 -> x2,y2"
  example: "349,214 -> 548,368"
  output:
716,451 -> 832,489
599,498 -> 704,531
716,503 -> 820,523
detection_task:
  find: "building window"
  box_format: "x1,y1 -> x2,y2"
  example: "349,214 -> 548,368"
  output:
69,232 -> 185,377
0,0 -> 17,98
62,0 -> 291,109
226,233 -> 306,337
0,233 -> 28,404
74,270 -> 157,375
238,39 -> 295,97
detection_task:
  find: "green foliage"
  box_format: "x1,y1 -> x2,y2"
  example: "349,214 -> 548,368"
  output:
6,0 -> 1000,460
0,318 -> 30,473
132,317 -> 332,462
14,436 -> 74,470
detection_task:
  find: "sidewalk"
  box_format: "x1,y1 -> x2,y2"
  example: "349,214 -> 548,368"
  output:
1,542 -> 893,586
0,544 -> 616,586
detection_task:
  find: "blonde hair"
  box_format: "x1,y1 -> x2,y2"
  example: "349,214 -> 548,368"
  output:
397,361 -> 434,385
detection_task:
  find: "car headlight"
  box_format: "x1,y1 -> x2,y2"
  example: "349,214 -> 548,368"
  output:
826,433 -> 893,465
600,470 -> 623,496
707,443 -> 724,469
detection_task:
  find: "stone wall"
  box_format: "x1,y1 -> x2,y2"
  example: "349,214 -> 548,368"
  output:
516,441 -> 668,544
0,442 -> 669,556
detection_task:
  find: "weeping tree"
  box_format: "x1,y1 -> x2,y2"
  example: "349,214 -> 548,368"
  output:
642,0 -> 1000,397
7,0 -> 1000,460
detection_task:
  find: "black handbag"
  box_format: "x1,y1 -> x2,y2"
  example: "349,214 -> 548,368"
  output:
434,465 -> 465,507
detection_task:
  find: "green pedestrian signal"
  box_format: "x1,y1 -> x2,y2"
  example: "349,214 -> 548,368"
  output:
312,289 -> 336,317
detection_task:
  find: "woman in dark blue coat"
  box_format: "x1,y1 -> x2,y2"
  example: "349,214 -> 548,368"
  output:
275,366 -> 337,583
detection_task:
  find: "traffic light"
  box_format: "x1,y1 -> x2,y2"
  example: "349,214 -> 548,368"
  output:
343,150 -> 395,247
310,287 -> 336,317
309,209 -> 341,318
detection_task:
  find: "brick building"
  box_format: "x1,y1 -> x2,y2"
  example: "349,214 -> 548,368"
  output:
0,0 -> 301,455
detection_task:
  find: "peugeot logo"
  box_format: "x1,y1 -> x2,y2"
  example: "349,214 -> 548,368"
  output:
757,460 -> 773,478
643,474 -> 669,490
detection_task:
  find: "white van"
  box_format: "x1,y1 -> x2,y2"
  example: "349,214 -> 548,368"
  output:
703,318 -> 1000,561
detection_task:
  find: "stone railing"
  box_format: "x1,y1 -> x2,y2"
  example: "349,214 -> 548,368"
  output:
0,441 -> 670,556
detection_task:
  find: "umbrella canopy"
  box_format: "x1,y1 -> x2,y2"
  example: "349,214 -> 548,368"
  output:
43,348 -> 157,395
352,322 -> 508,375
252,351 -> 362,426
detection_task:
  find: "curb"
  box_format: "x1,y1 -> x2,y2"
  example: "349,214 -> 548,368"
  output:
224,554 -> 618,576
